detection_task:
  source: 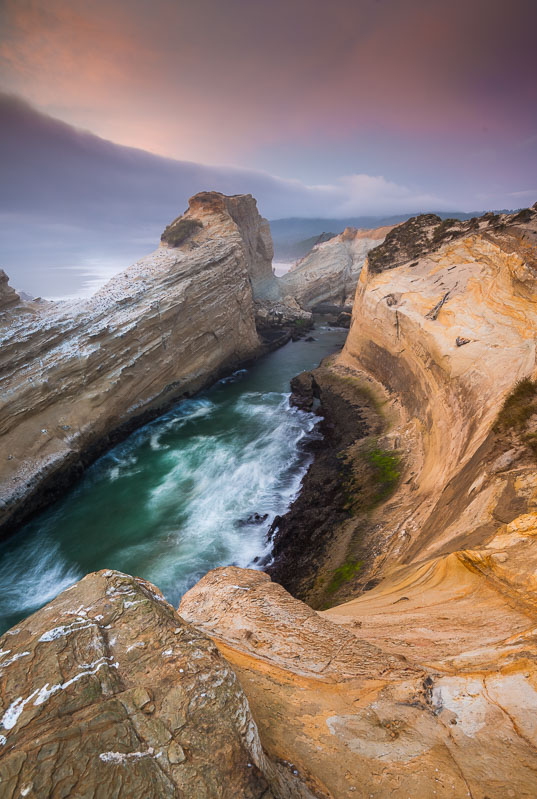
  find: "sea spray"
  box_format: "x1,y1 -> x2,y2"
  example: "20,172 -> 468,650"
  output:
0,327 -> 347,632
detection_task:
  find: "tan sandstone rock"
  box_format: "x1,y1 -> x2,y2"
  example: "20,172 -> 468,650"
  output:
178,204 -> 537,798
279,226 -> 393,310
180,559 -> 537,799
337,204 -> 537,571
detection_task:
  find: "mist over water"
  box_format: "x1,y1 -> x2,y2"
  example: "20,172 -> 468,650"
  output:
0,328 -> 347,633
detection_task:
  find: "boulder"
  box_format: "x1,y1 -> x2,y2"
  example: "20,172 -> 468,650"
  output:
0,570 -> 277,798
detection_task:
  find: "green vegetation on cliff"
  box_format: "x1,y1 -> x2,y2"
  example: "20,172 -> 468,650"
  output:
494,378 -> 537,459
161,216 -> 202,247
326,558 -> 364,594
341,444 -> 401,515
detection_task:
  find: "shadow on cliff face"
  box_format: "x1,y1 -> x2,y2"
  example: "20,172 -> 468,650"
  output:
403,377 -> 537,564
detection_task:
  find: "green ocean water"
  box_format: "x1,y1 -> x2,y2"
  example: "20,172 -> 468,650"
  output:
0,327 -> 347,633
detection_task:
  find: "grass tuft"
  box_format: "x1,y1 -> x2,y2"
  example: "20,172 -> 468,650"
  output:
161,217 -> 202,248
340,444 -> 401,515
326,558 -> 364,594
367,448 -> 401,501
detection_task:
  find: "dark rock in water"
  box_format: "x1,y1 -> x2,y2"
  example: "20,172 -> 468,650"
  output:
335,312 -> 351,328
289,371 -> 316,411
238,512 -> 269,527
305,336 -> 316,342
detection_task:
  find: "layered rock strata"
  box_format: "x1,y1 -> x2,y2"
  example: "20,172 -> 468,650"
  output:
3,198 -> 537,797
279,225 -> 393,311
176,204 -> 537,796
0,570 -> 314,798
269,204 -> 537,607
180,554 -> 537,799
338,203 -> 537,578
0,192 -> 290,537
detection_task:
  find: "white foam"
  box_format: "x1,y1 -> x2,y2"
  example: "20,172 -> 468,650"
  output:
0,536 -> 80,624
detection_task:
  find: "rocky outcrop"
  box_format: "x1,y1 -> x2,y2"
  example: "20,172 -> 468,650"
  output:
0,270 -> 19,312
266,204 -> 537,607
0,192 -> 280,537
179,554 -> 537,799
175,204 -> 537,797
339,203 -> 537,577
162,192 -> 280,303
267,362 -> 382,599
279,225 -> 393,310
0,569 -> 311,798
4,196 -> 537,797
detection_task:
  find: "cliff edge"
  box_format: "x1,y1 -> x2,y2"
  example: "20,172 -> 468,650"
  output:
179,203 -> 537,798
0,192 -> 278,536
279,225 -> 393,311
3,198 -> 537,797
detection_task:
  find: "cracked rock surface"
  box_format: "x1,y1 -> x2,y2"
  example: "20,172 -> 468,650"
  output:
0,570 -> 276,799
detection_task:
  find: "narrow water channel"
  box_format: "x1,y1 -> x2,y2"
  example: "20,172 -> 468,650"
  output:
0,327 -> 347,633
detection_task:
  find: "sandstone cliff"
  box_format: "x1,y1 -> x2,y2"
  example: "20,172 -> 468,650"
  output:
4,197 -> 537,797
268,204 -> 537,605
339,204 -> 537,576
0,192 -> 279,536
279,225 -> 392,310
180,560 -> 537,799
178,204 -> 537,798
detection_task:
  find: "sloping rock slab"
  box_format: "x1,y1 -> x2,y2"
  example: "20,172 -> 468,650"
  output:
0,570 -> 274,798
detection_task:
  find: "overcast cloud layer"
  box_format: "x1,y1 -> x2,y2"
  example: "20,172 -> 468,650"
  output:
0,93 -> 456,297
1,0 -> 536,296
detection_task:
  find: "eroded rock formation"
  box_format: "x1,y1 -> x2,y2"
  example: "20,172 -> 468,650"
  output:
179,204 -> 537,797
0,192 -> 297,537
0,270 -> 19,313
3,197 -> 537,797
268,203 -> 537,606
179,557 -> 537,799
279,225 -> 393,310
339,203 -> 537,578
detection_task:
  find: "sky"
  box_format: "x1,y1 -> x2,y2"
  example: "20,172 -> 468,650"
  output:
1,0 -> 536,296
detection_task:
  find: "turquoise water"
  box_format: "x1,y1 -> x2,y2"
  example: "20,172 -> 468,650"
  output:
0,327 -> 347,633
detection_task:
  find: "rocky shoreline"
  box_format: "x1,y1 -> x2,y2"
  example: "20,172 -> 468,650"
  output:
0,333 -> 292,541
2,199 -> 537,798
0,192 -> 314,541
266,356 -> 392,607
